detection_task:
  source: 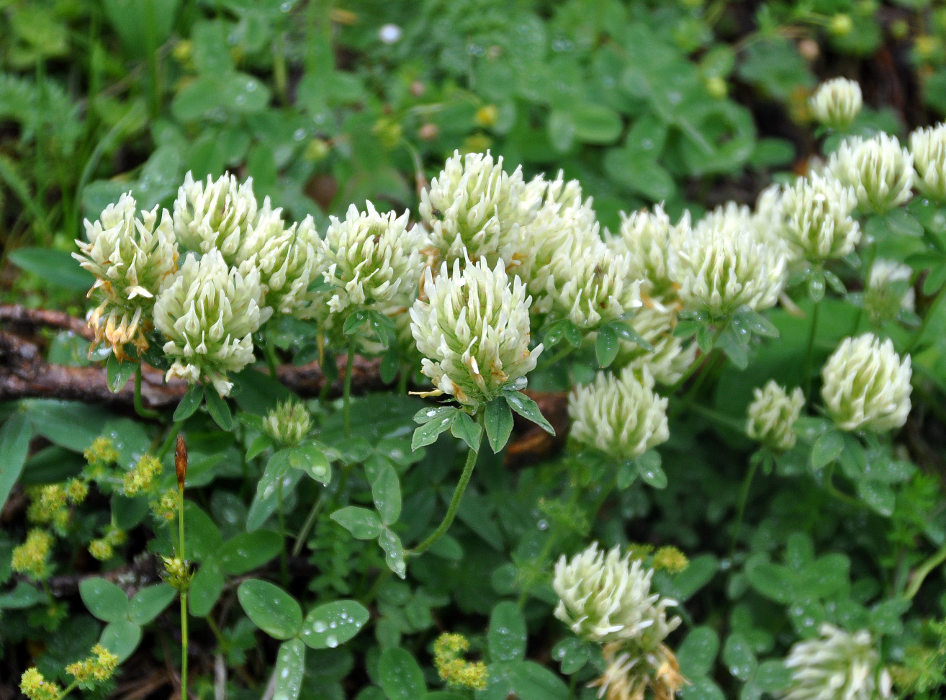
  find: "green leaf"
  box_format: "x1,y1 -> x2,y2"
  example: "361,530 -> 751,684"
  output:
371,462 -> 402,526
504,391 -> 555,435
450,411 -> 482,452
595,324 -> 620,367
483,660 -> 569,700
106,355 -> 136,392
745,559 -> 796,604
79,577 -> 129,623
237,579 -> 303,640
274,639 -> 306,700
246,454 -> 303,531
664,554 -> 718,601
811,430 -> 844,469
568,103 -> 622,144
300,600 -> 370,650
484,399 -> 514,453
637,451 -> 667,489
856,480 -> 895,516
205,389 -> 233,430
677,627 -> 719,678
379,526 -> 407,579
488,601 -> 527,662
218,531 -> 282,575
378,647 -> 427,699
0,411 -> 32,512
550,637 -> 591,674
331,506 -> 382,540
411,407 -> 457,451
129,583 -> 176,625
25,399 -> 110,452
8,248 -> 93,290
722,633 -> 757,681
189,559 -> 224,617
287,444 -> 332,485
173,384 -> 204,422
99,619 -> 141,662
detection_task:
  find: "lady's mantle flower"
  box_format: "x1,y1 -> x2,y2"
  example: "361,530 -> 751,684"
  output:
783,624 -> 892,700
263,400 -> 312,447
829,135 -> 913,213
553,542 -> 680,646
20,668 -> 62,700
821,333 -> 911,432
153,250 -> 270,397
173,171 -> 258,261
778,174 -> 861,262
672,218 -> 786,318
746,380 -> 805,452
809,78 -> 863,130
909,122 -> 946,201
410,258 -> 542,408
568,367 -> 669,460
12,529 -> 54,580
419,150 -> 536,266
864,259 -> 915,323
73,193 -> 178,358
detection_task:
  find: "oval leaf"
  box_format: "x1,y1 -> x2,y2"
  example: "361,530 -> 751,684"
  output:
273,639 -> 306,700
79,577 -> 129,623
300,600 -> 369,650
379,647 -> 427,700
237,579 -> 303,640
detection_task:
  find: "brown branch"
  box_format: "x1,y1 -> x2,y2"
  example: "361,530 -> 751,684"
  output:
0,304 -> 94,340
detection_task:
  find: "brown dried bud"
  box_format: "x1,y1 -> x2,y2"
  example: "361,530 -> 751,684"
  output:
410,80 -> 425,97
418,123 -> 439,141
175,433 -> 187,490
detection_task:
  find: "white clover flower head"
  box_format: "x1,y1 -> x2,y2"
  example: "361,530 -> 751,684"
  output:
73,192 -> 178,358
568,366 -> 669,459
821,333 -> 912,432
154,250 -> 271,396
410,257 -> 542,408
590,640 -> 685,700
173,171 -> 258,260
538,237 -> 642,330
610,204 -> 684,306
693,201 -> 754,239
552,542 -> 680,646
672,218 -> 786,318
864,259 -> 915,323
783,624 -> 892,700
778,173 -> 861,262
419,150 -> 536,266
746,380 -> 805,452
610,307 -> 697,386
753,184 -> 798,263
809,78 -> 863,130
319,201 -> 426,322
909,122 -> 946,201
263,399 -> 312,447
828,134 -> 914,213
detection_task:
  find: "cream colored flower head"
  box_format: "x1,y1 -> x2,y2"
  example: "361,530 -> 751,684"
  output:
568,366 -> 669,459
746,381 -> 805,452
74,193 -> 178,358
410,257 -> 542,408
318,202 -> 426,324
173,171 -> 258,261
909,122 -> 946,201
610,307 -> 697,386
809,77 -> 863,130
778,173 -> 861,262
419,150 -> 537,267
609,204 -> 685,306
553,542 -> 680,646
821,333 -> 912,432
864,259 -> 914,323
672,218 -> 786,318
154,250 -> 270,396
783,624 -> 891,700
263,399 -> 312,447
828,134 -> 913,213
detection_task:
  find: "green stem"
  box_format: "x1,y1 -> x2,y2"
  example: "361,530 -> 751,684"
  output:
178,485 -> 188,699
264,337 -> 279,380
54,681 -> 79,700
802,301 -> 820,397
729,457 -> 759,558
343,341 -> 354,436
277,479 -> 288,586
905,284 -> 945,354
411,439 -> 481,555
397,363 -> 409,396
156,421 -> 184,460
134,364 -> 160,419
849,241 -> 878,335
904,543 -> 946,600
291,491 -> 325,557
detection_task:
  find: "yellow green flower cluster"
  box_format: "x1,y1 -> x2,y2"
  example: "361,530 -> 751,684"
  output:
433,632 -> 488,690
151,489 -> 179,522
84,436 -> 119,468
20,667 -> 63,700
88,525 -> 127,561
27,484 -> 70,530
11,529 -> 54,580
122,454 -> 162,496
65,643 -> 119,685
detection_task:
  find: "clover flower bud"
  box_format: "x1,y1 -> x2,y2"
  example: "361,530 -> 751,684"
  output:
909,122 -> 946,201
20,667 -> 62,700
410,258 -> 542,408
73,193 -> 178,358
173,171 -> 258,260
263,400 -> 312,447
829,134 -> 914,213
778,174 -> 861,262
746,381 -> 805,452
864,259 -> 915,323
821,333 -> 912,432
672,217 -> 786,318
434,633 -> 488,690
783,624 -> 891,700
154,250 -> 270,396
553,542 -> 681,646
809,78 -> 863,130
609,307 -> 697,386
609,204 -> 684,306
568,366 -> 669,459
12,529 -> 54,580
420,150 -> 536,266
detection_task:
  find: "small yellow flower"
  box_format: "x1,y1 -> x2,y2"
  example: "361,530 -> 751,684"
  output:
84,436 -> 119,466
433,632 -> 488,690
20,667 -> 62,700
151,489 -> 179,522
88,539 -> 113,561
653,546 -> 689,574
12,529 -> 54,580
66,478 -> 89,504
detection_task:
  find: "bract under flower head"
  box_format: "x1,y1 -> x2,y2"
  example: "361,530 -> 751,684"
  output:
410,257 -> 542,408
783,624 -> 891,700
821,333 -> 912,432
154,249 -> 270,397
73,193 -> 178,358
828,134 -> 913,213
746,380 -> 805,452
778,173 -> 861,262
909,122 -> 946,201
568,366 -> 669,459
173,171 -> 258,261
